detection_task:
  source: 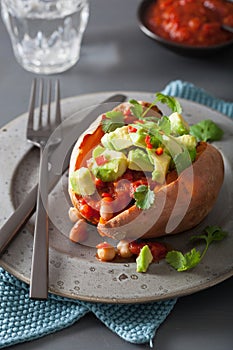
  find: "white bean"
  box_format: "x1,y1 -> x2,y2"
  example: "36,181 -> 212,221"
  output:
68,207 -> 82,222
99,198 -> 113,221
117,240 -> 133,258
69,219 -> 88,243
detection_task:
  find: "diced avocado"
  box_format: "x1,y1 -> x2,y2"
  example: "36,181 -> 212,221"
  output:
176,134 -> 197,150
147,150 -> 171,183
176,135 -> 197,162
90,149 -> 128,182
136,245 -> 153,273
176,134 -> 197,162
70,167 -> 96,196
101,133 -> 114,150
101,126 -> 133,151
128,149 -> 154,172
129,128 -> 147,148
169,112 -> 190,136
162,134 -> 183,158
92,145 -> 105,158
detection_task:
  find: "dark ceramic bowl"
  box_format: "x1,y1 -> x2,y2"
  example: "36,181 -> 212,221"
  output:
137,0 -> 233,56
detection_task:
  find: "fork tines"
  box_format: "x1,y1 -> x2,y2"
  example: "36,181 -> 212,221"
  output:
27,78 -> 61,134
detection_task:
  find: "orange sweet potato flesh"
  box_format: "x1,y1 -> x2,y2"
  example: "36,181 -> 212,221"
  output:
68,103 -> 224,240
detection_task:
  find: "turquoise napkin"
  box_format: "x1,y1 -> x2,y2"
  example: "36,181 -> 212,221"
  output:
1,81 -> 233,348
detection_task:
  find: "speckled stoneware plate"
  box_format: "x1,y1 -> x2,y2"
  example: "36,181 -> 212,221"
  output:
0,91 -> 233,303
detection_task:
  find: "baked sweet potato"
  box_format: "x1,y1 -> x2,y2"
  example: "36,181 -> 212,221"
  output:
68,100 -> 224,240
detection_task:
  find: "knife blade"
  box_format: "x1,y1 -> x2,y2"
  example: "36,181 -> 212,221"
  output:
0,94 -> 127,254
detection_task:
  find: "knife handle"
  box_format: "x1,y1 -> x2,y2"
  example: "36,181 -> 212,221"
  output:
0,185 -> 37,254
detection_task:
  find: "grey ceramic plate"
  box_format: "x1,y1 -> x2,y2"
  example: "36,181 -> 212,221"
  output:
0,91 -> 233,303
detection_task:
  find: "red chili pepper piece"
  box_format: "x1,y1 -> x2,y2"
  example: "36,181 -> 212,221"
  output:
128,125 -> 137,133
145,135 -> 153,149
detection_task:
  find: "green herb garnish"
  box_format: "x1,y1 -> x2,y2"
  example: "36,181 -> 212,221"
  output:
190,119 -> 223,142
155,93 -> 182,114
133,185 -> 155,210
129,93 -> 182,121
166,226 -> 227,271
101,111 -> 125,133
157,115 -> 171,135
129,99 -> 144,119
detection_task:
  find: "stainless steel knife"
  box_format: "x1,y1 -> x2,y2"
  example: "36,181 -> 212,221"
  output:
0,94 -> 127,254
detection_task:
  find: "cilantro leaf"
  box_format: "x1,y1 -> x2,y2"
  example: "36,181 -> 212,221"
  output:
101,111 -> 124,133
190,119 -> 223,142
166,225 -> 227,272
190,225 -> 227,258
129,99 -> 144,119
155,93 -> 182,114
157,116 -> 171,135
133,185 -> 155,210
166,248 -> 201,271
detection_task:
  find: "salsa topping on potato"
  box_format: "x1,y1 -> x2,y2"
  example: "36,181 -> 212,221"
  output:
68,93 -> 224,242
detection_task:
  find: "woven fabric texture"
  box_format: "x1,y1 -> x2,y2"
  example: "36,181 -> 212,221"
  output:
0,80 -> 232,348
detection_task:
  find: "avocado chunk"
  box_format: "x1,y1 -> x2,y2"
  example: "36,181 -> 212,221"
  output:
90,149 -> 128,182
128,148 -> 154,172
176,134 -> 197,161
92,145 -> 105,158
162,134 -> 183,158
136,245 -> 153,273
169,112 -> 190,136
101,126 -> 133,151
147,150 -> 171,183
129,127 -> 147,149
176,134 -> 197,150
70,167 -> 96,196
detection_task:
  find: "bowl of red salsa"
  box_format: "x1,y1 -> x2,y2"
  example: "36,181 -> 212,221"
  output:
138,0 -> 233,54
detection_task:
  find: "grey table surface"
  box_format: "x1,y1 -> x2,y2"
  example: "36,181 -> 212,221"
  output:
0,1 -> 233,349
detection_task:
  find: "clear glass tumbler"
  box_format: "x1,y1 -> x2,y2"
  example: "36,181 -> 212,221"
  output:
1,0 -> 89,74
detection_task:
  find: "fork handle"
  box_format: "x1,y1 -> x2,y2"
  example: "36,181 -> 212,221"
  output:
29,147 -> 49,300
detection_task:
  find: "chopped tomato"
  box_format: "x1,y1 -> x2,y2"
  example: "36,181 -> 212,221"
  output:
79,203 -> 99,221
95,178 -> 105,187
123,108 -> 132,116
101,192 -> 113,198
130,179 -> 148,197
145,0 -> 233,46
129,241 -> 168,261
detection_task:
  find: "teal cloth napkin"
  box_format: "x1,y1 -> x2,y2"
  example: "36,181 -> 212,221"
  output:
0,80 -> 233,349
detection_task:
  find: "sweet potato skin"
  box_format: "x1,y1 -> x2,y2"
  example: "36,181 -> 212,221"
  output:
97,142 -> 224,240
68,103 -> 224,240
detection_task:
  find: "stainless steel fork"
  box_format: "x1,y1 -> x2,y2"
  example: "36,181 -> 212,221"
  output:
27,79 -> 62,299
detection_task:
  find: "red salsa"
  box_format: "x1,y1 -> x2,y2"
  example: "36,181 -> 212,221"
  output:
145,0 -> 233,46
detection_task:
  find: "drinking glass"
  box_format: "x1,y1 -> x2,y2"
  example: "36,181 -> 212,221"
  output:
1,0 -> 89,74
